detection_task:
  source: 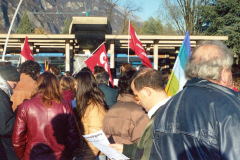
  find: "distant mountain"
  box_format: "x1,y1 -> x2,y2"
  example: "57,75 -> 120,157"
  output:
0,0 -> 139,34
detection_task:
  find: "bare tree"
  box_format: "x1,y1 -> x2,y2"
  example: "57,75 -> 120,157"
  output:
100,0 -> 119,27
119,0 -> 142,34
160,0 -> 206,35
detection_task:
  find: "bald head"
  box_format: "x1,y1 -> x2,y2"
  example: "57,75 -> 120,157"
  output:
193,44 -> 221,62
185,41 -> 233,82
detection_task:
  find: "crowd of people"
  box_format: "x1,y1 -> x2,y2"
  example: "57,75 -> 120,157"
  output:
1,40 -> 240,160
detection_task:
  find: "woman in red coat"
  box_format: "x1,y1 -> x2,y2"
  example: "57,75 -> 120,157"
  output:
60,76 -> 75,107
12,72 -> 80,160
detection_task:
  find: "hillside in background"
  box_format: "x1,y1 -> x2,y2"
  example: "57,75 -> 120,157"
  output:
0,0 -> 137,34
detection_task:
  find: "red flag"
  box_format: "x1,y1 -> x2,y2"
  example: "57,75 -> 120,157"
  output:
84,44 -> 113,86
21,36 -> 34,61
129,23 -> 152,68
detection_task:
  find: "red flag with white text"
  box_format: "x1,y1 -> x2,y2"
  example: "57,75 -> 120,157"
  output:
129,23 -> 152,68
21,36 -> 34,61
84,44 -> 113,85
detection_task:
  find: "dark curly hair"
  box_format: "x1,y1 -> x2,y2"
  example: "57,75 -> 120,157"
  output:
94,66 -> 105,74
19,60 -> 41,80
118,69 -> 136,96
50,66 -> 61,76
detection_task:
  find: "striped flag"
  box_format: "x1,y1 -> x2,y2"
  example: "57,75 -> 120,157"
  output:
165,31 -> 191,97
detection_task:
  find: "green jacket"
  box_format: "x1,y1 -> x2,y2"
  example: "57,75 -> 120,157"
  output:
123,115 -> 155,160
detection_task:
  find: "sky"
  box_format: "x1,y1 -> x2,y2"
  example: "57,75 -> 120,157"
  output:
120,0 -> 161,22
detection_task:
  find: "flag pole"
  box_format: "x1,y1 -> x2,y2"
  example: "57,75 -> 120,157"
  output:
128,20 -> 130,63
2,0 -> 24,61
72,41 -> 106,75
91,41 -> 105,55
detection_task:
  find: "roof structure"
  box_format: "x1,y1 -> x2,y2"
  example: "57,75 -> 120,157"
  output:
0,17 -> 229,72
0,34 -> 75,54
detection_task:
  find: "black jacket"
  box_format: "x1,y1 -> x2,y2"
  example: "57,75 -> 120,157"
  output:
0,89 -> 18,160
98,83 -> 118,108
151,78 -> 240,160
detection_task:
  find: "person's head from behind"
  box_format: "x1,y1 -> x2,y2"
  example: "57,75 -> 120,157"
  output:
75,71 -> 108,117
232,74 -> 240,91
0,60 -> 12,67
94,66 -> 105,75
50,66 -> 61,76
121,66 -> 136,77
185,41 -> 234,89
64,71 -> 71,76
60,76 -> 75,92
121,63 -> 131,72
131,68 -> 165,111
96,71 -> 109,85
0,65 -> 20,89
80,67 -> 92,73
118,69 -> 136,96
161,71 -> 169,83
20,60 -> 41,80
32,72 -> 62,107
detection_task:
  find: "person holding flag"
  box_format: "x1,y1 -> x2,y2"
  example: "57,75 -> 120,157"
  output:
165,31 -> 191,97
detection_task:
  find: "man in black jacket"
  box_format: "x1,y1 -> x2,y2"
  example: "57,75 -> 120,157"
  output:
0,64 -> 20,160
151,41 -> 240,159
96,71 -> 118,108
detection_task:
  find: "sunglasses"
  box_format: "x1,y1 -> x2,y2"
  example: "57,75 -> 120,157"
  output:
133,95 -> 140,101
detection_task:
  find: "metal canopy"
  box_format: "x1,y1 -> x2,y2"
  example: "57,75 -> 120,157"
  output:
0,34 -> 75,54
105,34 -> 229,55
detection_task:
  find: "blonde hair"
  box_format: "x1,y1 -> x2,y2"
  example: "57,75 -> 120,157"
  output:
60,76 -> 75,91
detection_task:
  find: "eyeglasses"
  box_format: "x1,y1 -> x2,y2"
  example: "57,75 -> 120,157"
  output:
133,95 -> 140,101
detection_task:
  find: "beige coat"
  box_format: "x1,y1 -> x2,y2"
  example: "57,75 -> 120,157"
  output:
11,73 -> 36,111
103,94 -> 149,144
80,101 -> 106,160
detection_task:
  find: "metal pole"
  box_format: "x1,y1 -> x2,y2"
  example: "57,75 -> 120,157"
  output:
2,0 -> 24,61
128,20 -> 130,63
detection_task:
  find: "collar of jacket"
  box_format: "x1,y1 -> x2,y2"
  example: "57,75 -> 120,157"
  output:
117,93 -> 137,103
62,90 -> 75,99
185,77 -> 240,98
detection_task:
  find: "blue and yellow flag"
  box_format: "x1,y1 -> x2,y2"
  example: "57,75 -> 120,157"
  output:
165,31 -> 191,97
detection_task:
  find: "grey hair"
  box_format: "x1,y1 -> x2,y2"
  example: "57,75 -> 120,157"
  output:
96,71 -> 109,84
185,41 -> 233,81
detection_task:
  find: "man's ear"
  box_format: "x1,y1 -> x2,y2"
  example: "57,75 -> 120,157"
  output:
142,87 -> 151,97
220,67 -> 228,83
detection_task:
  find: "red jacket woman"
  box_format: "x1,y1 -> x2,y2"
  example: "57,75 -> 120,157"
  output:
60,76 -> 75,107
12,72 -> 80,160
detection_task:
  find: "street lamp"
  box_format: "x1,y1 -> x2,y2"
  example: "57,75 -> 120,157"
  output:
2,0 -> 24,61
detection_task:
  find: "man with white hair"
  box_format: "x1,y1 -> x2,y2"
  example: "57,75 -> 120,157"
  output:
150,41 -> 240,159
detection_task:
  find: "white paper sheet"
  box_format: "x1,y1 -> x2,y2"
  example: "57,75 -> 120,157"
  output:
83,130 -> 129,160
114,79 -> 119,86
